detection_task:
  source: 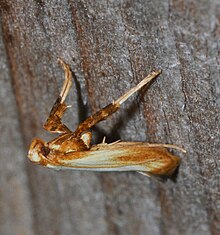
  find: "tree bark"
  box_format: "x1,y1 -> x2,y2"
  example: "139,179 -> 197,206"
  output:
0,1 -> 219,235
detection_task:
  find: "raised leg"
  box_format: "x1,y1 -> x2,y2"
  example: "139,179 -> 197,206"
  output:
74,70 -> 161,136
43,59 -> 72,133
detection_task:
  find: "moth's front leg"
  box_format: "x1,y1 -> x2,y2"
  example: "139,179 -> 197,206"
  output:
43,59 -> 72,134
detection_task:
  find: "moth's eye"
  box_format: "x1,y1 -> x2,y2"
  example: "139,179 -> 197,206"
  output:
41,146 -> 50,156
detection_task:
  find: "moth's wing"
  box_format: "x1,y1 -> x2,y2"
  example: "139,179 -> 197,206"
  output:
45,142 -> 180,177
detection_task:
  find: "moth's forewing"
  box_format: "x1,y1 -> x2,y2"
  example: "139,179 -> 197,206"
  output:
44,142 -> 180,176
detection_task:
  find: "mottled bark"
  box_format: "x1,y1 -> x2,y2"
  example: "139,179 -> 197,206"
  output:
0,1 -> 219,235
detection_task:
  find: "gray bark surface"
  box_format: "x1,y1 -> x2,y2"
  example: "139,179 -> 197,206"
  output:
0,1 -> 219,235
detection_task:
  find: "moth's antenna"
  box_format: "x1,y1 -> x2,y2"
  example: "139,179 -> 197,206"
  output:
58,58 -> 73,104
74,70 -> 162,135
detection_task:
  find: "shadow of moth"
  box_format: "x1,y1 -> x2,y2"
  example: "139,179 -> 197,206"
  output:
28,59 -> 185,178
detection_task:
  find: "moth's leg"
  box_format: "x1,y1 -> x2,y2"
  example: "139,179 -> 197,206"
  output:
108,139 -> 121,145
43,59 -> 72,133
137,171 -> 151,177
102,136 -> 106,143
74,70 -> 161,136
100,136 -> 120,145
146,144 -> 186,153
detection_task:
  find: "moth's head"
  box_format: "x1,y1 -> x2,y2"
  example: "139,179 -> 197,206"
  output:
28,138 -> 50,165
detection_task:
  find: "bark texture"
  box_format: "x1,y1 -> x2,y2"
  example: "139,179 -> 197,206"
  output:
0,1 -> 219,235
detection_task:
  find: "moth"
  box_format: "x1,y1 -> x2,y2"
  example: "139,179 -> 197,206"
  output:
28,59 -> 185,177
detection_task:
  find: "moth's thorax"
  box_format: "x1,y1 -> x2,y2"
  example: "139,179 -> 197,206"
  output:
47,133 -> 90,153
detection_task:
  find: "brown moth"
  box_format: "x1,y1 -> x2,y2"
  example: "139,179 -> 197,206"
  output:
28,59 -> 185,177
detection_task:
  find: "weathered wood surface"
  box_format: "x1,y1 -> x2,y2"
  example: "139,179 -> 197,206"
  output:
0,1 -> 219,235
